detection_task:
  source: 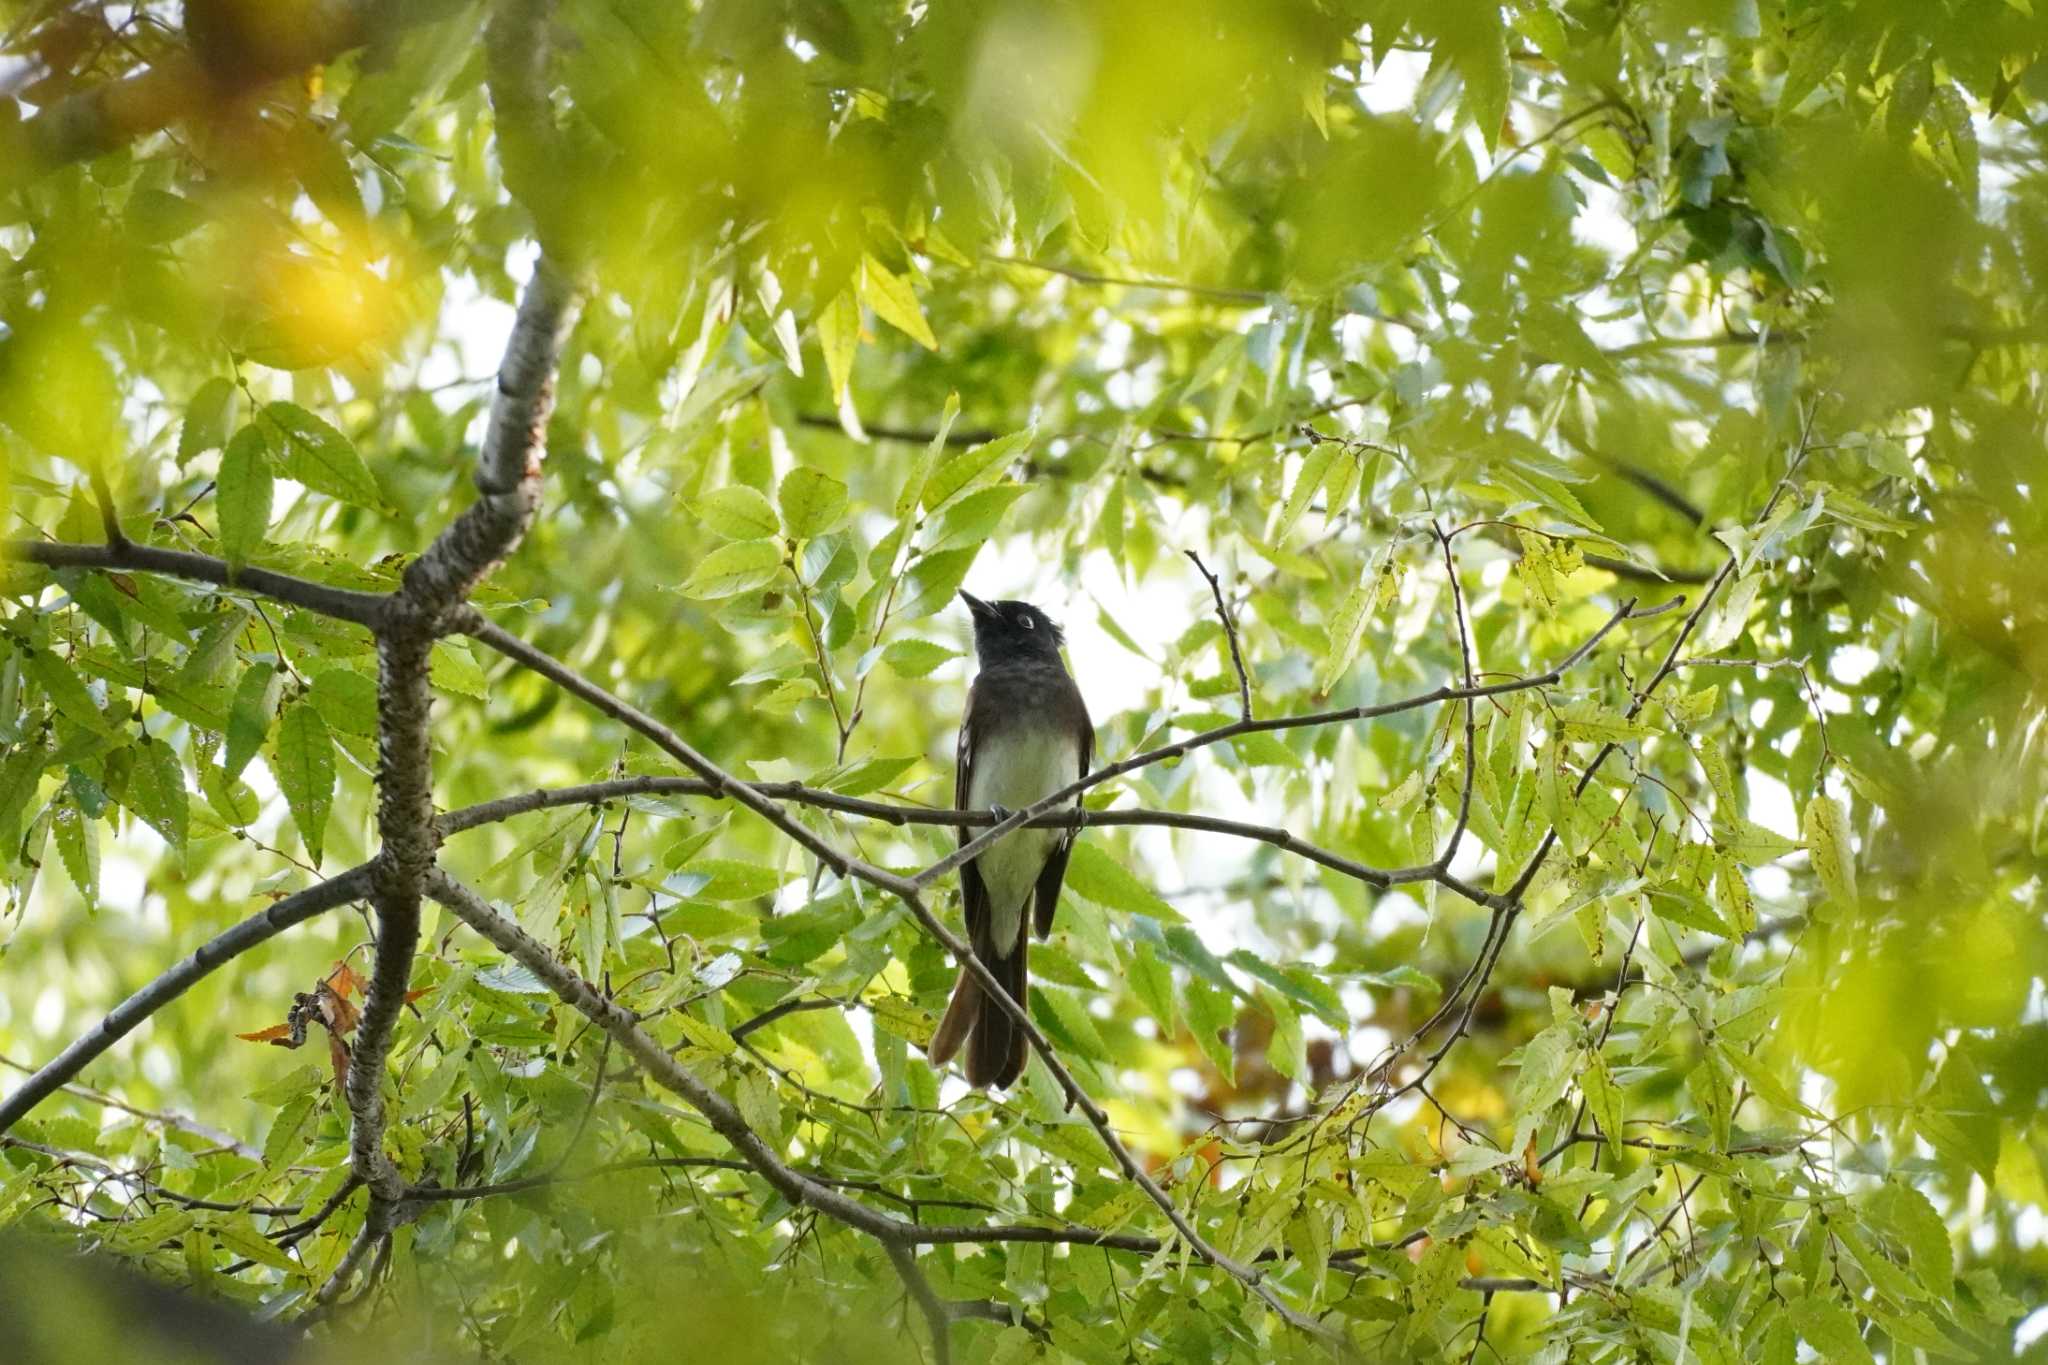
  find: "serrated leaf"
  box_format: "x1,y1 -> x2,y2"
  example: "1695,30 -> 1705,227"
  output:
895,546 -> 981,620
868,993 -> 935,1048
817,289 -> 860,403
53,799 -> 98,908
858,252 -> 937,350
926,483 -> 1026,552
263,1093 -> 316,1170
695,485 -> 781,541
686,858 -> 784,900
922,430 -> 1032,513
1868,1183 -> 1952,1301
680,539 -> 785,599
263,403 -> 385,511
1511,1026 -> 1575,1142
778,466 -> 850,538
272,702 -> 335,866
1713,852 -> 1756,934
430,641 -> 489,699
1316,556 -> 1400,695
1790,1298 -> 1875,1365
1581,1047 -> 1625,1148
125,738 -> 189,852
1130,943 -> 1177,1034
1033,986 -> 1108,1060
179,378 -> 238,464
879,639 -> 960,678
1183,977 -> 1236,1082
307,666 -> 378,737
20,643 -> 111,733
1277,445 -> 1336,540
1695,1049 -> 1733,1151
1802,793 -> 1856,908
1715,819 -> 1800,867
824,755 -> 917,796
894,392 -> 958,519
216,425 -> 274,571
1065,840 -> 1176,920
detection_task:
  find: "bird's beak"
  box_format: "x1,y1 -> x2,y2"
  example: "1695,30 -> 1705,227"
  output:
959,591 -> 992,618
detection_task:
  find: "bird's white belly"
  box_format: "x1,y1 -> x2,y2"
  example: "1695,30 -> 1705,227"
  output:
968,727 -> 1079,948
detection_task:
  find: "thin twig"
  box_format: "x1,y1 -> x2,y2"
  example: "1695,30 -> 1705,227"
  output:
1186,550 -> 1253,721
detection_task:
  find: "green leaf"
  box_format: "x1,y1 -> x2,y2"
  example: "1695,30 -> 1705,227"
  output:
816,289 -> 860,403
53,799 -> 98,908
1802,793 -> 1857,909
1183,977 -> 1236,1082
777,466 -> 850,538
1277,445 -> 1336,540
695,485 -> 781,540
1790,1298 -> 1876,1365
1715,819 -> 1800,867
20,643 -> 111,733
1867,1183 -> 1952,1301
125,738 -> 189,852
1130,943 -> 1177,1035
307,666 -> 378,737
178,377 -> 239,465
1065,841 -> 1178,921
430,641 -> 489,699
1316,555 -> 1401,695
216,425 -> 274,571
680,539 -> 785,599
922,430 -> 1032,514
685,858 -> 784,900
1510,1025 -> 1574,1143
1033,985 -> 1108,1060
858,252 -> 938,350
262,1092 -> 317,1170
1713,853 -> 1756,934
823,756 -> 917,796
272,702 -> 335,866
1581,1047 -> 1625,1148
879,639 -> 960,678
895,546 -> 981,620
1694,1049 -> 1734,1151
926,483 -> 1027,552
263,403 -> 386,511
894,392 -> 958,519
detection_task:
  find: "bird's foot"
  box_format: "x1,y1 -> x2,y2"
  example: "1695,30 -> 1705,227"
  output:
988,804 -> 1015,824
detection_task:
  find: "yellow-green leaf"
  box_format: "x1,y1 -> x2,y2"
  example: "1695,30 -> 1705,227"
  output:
858,252 -> 938,350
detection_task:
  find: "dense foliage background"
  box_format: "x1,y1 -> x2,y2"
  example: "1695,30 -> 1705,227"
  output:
1,0 -> 2045,1360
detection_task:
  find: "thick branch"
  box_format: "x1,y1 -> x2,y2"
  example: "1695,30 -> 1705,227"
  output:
0,865 -> 374,1135
395,259 -> 578,618
7,539 -> 386,627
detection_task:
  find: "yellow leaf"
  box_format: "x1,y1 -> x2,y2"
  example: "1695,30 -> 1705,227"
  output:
858,253 -> 938,350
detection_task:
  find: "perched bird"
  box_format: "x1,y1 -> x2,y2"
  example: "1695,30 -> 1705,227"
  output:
927,591 -> 1094,1088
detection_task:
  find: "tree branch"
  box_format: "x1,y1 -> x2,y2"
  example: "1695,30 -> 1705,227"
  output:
0,865 -> 375,1135
6,539 -> 387,627
342,0 -> 581,1223
1186,549 -> 1253,721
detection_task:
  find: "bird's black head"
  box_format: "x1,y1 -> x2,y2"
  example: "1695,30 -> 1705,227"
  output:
961,591 -> 1067,666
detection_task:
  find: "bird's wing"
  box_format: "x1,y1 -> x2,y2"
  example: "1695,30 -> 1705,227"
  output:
955,680 -> 990,943
1032,688 -> 1093,940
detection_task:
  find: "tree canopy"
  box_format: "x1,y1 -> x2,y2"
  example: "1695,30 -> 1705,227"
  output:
1,0 -> 2045,1361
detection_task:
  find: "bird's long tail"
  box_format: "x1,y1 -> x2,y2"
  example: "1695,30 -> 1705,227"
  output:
928,940 -> 1029,1089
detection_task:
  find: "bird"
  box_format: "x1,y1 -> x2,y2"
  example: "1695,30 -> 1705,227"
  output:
926,591 -> 1094,1089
